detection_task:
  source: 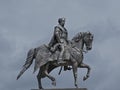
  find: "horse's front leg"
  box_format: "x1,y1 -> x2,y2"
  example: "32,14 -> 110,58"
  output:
72,61 -> 78,88
79,62 -> 91,81
44,63 -> 56,86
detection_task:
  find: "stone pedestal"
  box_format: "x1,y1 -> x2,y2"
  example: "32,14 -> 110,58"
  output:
31,88 -> 87,90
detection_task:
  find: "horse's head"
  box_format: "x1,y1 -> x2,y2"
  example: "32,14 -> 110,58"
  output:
72,31 -> 93,51
83,31 -> 93,50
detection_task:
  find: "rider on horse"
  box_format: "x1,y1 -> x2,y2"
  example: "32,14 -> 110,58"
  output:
48,17 -> 71,70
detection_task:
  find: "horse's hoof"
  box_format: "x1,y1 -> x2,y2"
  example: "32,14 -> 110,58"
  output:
52,81 -> 56,86
75,84 -> 78,88
83,76 -> 86,81
83,75 -> 89,81
39,87 -> 44,90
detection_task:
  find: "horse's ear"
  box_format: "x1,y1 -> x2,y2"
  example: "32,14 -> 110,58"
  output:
85,31 -> 90,35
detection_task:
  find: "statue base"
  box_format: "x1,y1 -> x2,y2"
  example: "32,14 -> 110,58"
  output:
31,88 -> 87,90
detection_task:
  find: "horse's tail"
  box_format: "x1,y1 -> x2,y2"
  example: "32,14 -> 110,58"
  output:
17,48 -> 35,80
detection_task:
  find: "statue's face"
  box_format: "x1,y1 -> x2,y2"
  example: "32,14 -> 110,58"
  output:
59,19 -> 65,26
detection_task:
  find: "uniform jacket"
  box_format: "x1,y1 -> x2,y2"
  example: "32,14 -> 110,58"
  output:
48,24 -> 68,48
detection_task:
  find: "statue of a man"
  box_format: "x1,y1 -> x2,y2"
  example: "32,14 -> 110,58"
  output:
48,17 -> 68,64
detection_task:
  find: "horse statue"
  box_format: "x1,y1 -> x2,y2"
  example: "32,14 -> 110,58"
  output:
17,31 -> 94,89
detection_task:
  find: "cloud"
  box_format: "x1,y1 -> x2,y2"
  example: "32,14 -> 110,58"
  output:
0,0 -> 120,90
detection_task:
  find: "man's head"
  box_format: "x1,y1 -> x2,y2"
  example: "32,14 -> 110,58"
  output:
58,17 -> 65,26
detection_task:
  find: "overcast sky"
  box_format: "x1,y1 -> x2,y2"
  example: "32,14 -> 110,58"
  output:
0,0 -> 120,90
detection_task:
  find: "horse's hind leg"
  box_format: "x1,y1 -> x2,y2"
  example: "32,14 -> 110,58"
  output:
44,63 -> 56,86
79,62 -> 91,81
72,60 -> 78,88
37,69 -> 43,89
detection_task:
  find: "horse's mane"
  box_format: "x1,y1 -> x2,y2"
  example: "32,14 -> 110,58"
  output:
71,31 -> 92,42
71,32 -> 83,42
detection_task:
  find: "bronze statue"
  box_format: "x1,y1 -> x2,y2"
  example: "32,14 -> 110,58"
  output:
17,18 -> 94,89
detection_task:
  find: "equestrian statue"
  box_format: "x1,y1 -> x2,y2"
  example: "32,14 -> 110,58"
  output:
17,18 -> 94,89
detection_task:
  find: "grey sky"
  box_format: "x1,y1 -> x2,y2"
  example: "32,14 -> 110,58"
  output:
0,0 -> 120,90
